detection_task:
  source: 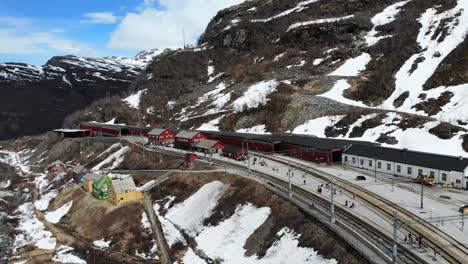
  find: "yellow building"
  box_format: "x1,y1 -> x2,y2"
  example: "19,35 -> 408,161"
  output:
109,176 -> 142,205
82,173 -> 104,192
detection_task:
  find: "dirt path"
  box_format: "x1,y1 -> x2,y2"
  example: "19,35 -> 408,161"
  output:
143,194 -> 172,264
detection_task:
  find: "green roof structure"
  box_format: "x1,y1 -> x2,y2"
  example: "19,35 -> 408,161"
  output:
92,175 -> 112,200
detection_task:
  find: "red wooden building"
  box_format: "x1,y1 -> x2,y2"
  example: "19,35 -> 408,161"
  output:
202,131 -> 277,153
147,128 -> 176,146
175,131 -> 206,149
79,122 -> 124,137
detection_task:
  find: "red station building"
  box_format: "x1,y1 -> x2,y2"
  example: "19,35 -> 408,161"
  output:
175,131 -> 207,149
147,128 -> 176,146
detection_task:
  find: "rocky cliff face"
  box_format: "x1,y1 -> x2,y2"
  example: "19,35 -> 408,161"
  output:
0,49 -> 164,140
7,0 -> 468,156
84,0 -> 466,156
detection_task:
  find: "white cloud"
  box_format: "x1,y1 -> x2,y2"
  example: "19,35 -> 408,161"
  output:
82,12 -> 118,24
0,16 -> 97,59
109,0 -> 246,50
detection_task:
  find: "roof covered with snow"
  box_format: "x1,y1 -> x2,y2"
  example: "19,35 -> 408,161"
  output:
344,144 -> 468,172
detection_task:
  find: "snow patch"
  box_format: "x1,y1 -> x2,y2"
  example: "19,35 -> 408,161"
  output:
251,0 -> 319,23
288,15 -> 354,31
365,0 -> 411,46
122,89 -> 147,109
166,181 -> 227,236
292,115 -> 345,137
45,201 -> 73,224
328,53 -> 371,77
92,146 -> 130,171
52,245 -> 86,264
237,125 -> 271,135
92,238 -> 111,249
13,202 -> 57,252
233,80 -> 279,113
318,79 -> 368,107
381,1 -> 468,115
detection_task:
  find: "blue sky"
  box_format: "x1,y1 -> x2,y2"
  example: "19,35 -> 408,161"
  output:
0,0 -> 244,65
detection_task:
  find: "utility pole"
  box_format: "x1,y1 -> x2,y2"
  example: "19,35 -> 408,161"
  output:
392,210 -> 399,264
247,141 -> 251,175
374,157 -> 377,182
182,28 -> 186,49
421,181 -> 424,209
331,178 -> 335,223
462,214 -> 464,231
288,161 -> 292,198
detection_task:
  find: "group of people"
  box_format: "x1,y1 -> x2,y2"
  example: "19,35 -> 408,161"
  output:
345,200 -> 355,208
404,233 -> 423,248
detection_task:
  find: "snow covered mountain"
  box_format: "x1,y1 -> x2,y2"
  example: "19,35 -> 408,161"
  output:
81,0 -> 467,156
0,49 -> 165,140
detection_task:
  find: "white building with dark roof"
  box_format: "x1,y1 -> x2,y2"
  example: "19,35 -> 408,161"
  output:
343,145 -> 468,189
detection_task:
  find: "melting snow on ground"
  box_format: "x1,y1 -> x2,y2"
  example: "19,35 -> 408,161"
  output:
251,0 -> 319,23
34,190 -> 58,211
12,202 -> 57,252
327,53 -> 371,77
381,0 -> 468,116
52,245 -> 86,264
197,116 -> 223,131
189,203 -> 336,264
293,112 -> 468,157
288,15 -> 354,31
292,115 -> 345,137
233,80 -> 279,113
92,146 -> 130,171
122,89 -> 147,109
365,0 -> 411,46
166,181 -> 227,236
237,125 -> 271,134
92,238 -> 111,249
318,80 -> 368,107
45,201 -> 73,224
154,203 -> 187,247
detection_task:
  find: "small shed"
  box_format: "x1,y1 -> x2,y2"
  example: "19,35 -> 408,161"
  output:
148,128 -> 176,146
83,173 -> 103,192
192,139 -> 224,154
73,164 -> 89,183
222,145 -> 248,159
109,177 -> 142,205
92,175 -> 112,200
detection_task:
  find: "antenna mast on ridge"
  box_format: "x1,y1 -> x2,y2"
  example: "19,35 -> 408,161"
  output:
182,28 -> 186,49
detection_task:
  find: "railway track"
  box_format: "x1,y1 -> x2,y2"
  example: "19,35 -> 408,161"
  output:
125,140 -> 426,263
252,169 -> 426,264
256,153 -> 468,264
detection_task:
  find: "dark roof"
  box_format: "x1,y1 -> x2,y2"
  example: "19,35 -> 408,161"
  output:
223,145 -> 246,153
344,144 -> 468,172
200,131 -> 377,151
277,135 -> 378,151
